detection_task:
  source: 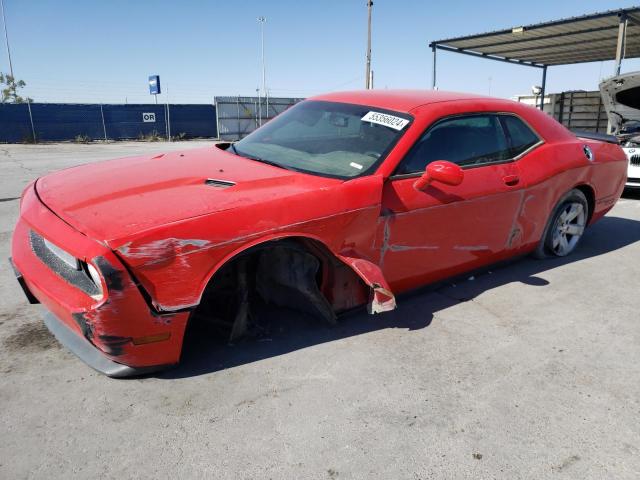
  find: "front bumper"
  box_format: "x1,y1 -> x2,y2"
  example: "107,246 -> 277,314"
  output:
43,311 -> 168,377
10,257 -> 40,304
11,184 -> 191,377
626,177 -> 640,188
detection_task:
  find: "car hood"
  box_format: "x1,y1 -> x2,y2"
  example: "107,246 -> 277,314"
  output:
599,72 -> 640,136
36,145 -> 339,245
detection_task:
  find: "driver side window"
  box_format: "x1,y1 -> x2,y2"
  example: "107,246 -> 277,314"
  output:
396,114 -> 510,175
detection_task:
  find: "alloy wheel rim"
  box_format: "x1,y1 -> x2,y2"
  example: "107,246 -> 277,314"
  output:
551,202 -> 586,256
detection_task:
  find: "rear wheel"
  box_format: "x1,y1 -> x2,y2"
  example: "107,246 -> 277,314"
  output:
534,189 -> 588,258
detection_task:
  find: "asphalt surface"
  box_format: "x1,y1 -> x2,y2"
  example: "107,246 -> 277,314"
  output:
1,141 -> 639,479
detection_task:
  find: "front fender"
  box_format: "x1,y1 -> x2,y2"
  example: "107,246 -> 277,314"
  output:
114,175 -> 387,312
336,252 -> 397,314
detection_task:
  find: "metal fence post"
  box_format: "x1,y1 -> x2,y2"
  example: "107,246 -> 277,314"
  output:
164,102 -> 168,141
236,96 -> 241,141
214,98 -> 220,140
167,102 -> 171,141
165,84 -> 171,141
255,98 -> 258,130
265,91 -> 270,121
100,104 -> 107,141
26,98 -> 36,143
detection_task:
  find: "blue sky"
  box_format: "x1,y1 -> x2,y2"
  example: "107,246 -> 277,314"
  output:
1,0 -> 639,104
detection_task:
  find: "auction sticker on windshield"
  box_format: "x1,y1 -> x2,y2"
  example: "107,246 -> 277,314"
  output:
361,111 -> 409,131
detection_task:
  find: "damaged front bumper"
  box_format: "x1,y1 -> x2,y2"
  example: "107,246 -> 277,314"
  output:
43,311 -> 167,377
10,184 -> 190,377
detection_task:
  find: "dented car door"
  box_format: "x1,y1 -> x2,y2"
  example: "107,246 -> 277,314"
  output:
377,113 -> 525,292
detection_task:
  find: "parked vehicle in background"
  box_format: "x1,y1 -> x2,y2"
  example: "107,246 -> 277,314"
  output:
11,90 -> 627,377
601,72 -> 640,189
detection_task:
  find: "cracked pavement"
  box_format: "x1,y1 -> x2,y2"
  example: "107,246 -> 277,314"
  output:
0,141 -> 639,479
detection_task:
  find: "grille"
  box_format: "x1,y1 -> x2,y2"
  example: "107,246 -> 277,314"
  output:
29,230 -> 99,296
630,154 -> 640,166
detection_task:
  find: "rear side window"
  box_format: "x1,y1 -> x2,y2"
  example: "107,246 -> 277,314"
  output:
500,115 -> 540,157
396,114 -> 510,174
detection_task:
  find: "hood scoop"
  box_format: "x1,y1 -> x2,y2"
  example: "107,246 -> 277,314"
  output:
204,178 -> 236,188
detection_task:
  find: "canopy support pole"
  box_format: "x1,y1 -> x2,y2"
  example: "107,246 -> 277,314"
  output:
431,44 -> 437,89
615,12 -> 628,76
539,65 -> 547,111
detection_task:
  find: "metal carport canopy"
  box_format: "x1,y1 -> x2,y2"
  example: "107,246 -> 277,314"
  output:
429,6 -> 640,109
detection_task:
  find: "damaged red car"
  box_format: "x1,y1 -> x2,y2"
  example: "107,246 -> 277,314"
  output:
11,90 -> 626,377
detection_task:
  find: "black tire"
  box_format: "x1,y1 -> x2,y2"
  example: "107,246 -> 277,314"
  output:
533,189 -> 589,259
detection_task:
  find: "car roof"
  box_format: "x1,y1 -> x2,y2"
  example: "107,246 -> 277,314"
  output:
309,89 -> 491,113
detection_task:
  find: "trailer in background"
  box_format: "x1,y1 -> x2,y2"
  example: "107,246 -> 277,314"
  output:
214,96 -> 304,141
514,91 -> 607,133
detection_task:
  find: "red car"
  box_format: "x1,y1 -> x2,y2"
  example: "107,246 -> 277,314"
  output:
11,90 -> 626,377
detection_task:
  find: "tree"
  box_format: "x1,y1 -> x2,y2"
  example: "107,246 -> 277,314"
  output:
0,72 -> 32,103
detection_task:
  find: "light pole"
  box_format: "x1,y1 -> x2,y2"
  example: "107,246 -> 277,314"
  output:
1,0 -> 15,79
365,1 -> 373,89
257,16 -> 267,125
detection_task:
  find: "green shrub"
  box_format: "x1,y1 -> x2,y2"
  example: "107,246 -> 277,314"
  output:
74,134 -> 91,144
137,130 -> 162,142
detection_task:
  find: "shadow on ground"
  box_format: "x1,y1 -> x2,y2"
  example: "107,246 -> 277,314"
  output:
158,214 -> 640,379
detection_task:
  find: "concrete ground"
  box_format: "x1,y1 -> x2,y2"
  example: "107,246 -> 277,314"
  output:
1,141 -> 639,479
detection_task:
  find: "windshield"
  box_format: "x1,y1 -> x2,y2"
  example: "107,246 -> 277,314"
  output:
230,100 -> 412,178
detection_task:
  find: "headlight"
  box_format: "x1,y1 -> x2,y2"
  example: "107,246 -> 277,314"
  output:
33,231 -> 104,301
43,238 -> 80,270
85,263 -> 104,298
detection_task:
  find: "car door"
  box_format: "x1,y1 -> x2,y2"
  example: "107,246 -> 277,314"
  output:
377,113 -> 527,292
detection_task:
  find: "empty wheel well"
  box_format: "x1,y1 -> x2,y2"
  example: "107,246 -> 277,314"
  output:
190,237 -> 367,341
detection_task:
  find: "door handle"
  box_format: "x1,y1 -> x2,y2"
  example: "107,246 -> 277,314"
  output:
503,175 -> 520,186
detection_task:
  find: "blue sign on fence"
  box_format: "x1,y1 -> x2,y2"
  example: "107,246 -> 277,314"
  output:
148,75 -> 161,95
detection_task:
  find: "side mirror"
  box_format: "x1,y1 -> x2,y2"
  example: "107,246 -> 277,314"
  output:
413,160 -> 464,191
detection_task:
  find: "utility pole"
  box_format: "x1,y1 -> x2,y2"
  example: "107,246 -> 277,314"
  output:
258,16 -> 267,125
1,0 -> 15,79
365,1 -> 373,89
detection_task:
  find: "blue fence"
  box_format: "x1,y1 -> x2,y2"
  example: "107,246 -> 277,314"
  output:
0,103 -> 218,143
